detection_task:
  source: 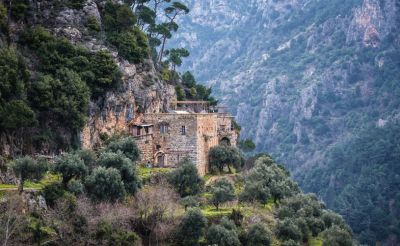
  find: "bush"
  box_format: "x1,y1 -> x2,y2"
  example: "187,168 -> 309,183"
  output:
209,145 -> 243,173
206,224 -> 241,246
167,158 -> 204,197
98,151 -> 141,194
102,2 -> 149,63
10,0 -> 30,21
85,167 -> 126,202
77,149 -> 97,170
0,100 -> 36,130
20,27 -> 121,99
54,153 -> 88,187
67,179 -> 84,195
210,178 -> 236,210
240,156 -> 299,205
102,2 -> 137,32
275,219 -> 303,242
95,220 -> 141,245
246,223 -> 272,246
66,0 -> 86,9
174,208 -> 208,245
86,16 -> 101,33
42,183 -> 65,207
105,136 -> 140,161
106,29 -> 149,63
11,156 -> 48,193
322,225 -> 353,246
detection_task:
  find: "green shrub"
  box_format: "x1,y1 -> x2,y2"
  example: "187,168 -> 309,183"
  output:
42,183 -> 65,207
210,178 -> 236,210
66,0 -> 86,9
0,47 -> 30,104
11,0 -> 30,21
20,27 -> 121,99
167,158 -> 204,197
106,29 -> 149,63
86,16 -> 101,33
206,223 -> 241,246
102,2 -> 149,63
322,225 -> 353,246
0,100 -> 36,130
174,208 -> 208,245
98,151 -> 141,195
85,167 -> 126,202
95,220 -> 141,245
54,153 -> 88,187
246,223 -> 272,246
105,136 -> 140,162
102,2 -> 136,32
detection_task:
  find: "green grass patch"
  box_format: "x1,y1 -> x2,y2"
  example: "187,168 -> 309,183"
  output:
201,205 -> 233,219
0,184 -> 17,189
139,166 -> 173,179
0,173 -> 60,190
309,236 -> 323,246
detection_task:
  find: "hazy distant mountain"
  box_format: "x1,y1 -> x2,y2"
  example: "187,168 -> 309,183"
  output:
171,0 -> 400,244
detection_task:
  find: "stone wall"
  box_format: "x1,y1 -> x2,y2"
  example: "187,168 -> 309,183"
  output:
142,114 -> 199,167
196,114 -> 219,175
136,112 -> 238,175
135,134 -> 154,164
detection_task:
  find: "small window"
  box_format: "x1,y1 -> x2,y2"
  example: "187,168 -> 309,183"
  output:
181,126 -> 186,135
136,127 -> 141,136
160,123 -> 169,134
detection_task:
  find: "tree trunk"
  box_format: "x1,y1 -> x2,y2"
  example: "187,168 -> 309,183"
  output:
18,175 -> 23,194
158,35 -> 167,63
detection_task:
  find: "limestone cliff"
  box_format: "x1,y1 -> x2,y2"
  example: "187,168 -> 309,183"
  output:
170,0 -> 400,244
1,0 -> 176,153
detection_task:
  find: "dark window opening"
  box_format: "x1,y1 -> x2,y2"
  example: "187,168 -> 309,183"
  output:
181,126 -> 186,135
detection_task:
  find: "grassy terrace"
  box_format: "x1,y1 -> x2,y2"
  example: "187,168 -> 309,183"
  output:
0,173 -> 60,190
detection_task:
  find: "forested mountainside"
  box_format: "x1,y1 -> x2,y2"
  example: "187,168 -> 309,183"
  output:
0,1 -> 356,245
0,0 -> 180,156
171,0 -> 400,244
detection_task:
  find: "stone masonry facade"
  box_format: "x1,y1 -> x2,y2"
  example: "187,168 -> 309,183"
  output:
128,108 -> 238,176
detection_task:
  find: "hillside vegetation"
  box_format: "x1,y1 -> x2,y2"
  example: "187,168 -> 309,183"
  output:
170,0 -> 400,244
0,135 -> 355,245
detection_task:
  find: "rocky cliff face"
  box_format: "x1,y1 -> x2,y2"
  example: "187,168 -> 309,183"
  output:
171,0 -> 400,243
3,0 -> 176,152
172,0 -> 400,171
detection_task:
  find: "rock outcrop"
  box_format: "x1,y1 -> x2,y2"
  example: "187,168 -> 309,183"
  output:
9,0 -> 177,150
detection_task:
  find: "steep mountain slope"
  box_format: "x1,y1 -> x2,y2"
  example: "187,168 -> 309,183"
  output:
0,0 -> 176,156
171,0 -> 400,244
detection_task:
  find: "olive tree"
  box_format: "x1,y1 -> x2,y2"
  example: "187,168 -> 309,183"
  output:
206,223 -> 240,246
105,136 -> 140,161
209,145 -> 242,173
98,151 -> 141,195
210,178 -> 236,210
175,208 -> 208,245
85,167 -> 126,202
167,158 -> 204,197
322,225 -> 353,246
240,156 -> 299,205
54,154 -> 88,187
11,156 -> 48,193
246,223 -> 272,246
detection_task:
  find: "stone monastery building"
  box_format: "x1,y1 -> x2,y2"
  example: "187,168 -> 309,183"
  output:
128,101 -> 238,176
